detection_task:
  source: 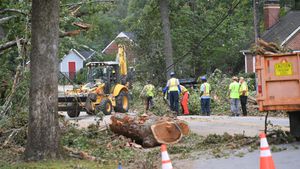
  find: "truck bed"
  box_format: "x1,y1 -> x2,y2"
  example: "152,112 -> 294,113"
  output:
256,53 -> 300,111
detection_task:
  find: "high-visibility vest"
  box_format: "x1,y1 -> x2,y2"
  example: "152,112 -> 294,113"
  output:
203,82 -> 210,96
180,85 -> 188,96
229,81 -> 240,99
180,85 -> 188,93
144,84 -> 155,97
239,82 -> 249,96
168,78 -> 179,92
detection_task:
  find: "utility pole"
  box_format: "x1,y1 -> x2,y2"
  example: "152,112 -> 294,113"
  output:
253,0 -> 259,45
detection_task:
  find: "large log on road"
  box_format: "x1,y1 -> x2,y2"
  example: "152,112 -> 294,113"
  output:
110,113 -> 189,148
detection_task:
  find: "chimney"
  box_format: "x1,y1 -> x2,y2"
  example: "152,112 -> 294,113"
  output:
264,0 -> 280,30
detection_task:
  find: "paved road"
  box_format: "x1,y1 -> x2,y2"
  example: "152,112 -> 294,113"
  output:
178,115 -> 289,137
60,111 -> 111,128
173,143 -> 300,169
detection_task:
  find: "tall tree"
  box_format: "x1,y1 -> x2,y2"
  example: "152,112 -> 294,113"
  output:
159,0 -> 174,79
24,0 -> 60,161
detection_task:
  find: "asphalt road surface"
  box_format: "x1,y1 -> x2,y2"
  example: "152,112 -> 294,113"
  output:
178,115 -> 289,137
173,143 -> 300,169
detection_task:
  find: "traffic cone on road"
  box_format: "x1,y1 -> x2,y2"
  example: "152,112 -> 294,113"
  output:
161,144 -> 173,169
260,132 -> 276,169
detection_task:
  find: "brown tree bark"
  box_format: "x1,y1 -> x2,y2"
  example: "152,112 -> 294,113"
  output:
24,0 -> 61,161
159,0 -> 174,79
110,113 -> 189,148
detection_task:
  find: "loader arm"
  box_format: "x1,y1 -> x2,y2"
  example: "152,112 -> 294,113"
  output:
117,44 -> 127,76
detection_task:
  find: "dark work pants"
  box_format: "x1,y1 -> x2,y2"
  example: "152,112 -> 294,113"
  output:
201,98 -> 211,116
240,96 -> 248,116
169,91 -> 179,113
145,96 -> 153,110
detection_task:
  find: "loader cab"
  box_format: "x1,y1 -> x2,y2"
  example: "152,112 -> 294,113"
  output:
86,62 -> 120,93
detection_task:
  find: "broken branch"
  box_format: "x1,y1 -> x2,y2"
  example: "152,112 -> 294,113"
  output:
0,38 -> 27,52
0,15 -> 17,24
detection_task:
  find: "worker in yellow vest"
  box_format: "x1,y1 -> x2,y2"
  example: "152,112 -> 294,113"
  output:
239,77 -> 249,116
229,76 -> 240,116
140,80 -> 155,112
200,76 -> 211,116
166,72 -> 181,114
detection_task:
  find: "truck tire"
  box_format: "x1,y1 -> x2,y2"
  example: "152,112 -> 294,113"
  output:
96,99 -> 112,115
114,90 -> 129,113
67,102 -> 80,118
288,111 -> 300,138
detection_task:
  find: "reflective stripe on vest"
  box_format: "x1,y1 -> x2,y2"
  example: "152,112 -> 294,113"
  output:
203,82 -> 210,96
168,78 -> 179,92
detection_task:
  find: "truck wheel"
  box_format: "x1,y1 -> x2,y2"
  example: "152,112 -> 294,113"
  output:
96,99 -> 112,115
67,102 -> 80,118
288,111 -> 300,138
114,90 -> 129,113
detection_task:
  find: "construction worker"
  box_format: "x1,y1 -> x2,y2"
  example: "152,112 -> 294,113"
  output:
200,76 -> 211,116
140,80 -> 155,112
229,76 -> 240,116
180,85 -> 190,115
239,77 -> 249,116
165,72 -> 181,114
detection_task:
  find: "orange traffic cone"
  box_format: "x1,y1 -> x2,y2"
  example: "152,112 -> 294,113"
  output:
260,133 -> 276,169
161,144 -> 173,169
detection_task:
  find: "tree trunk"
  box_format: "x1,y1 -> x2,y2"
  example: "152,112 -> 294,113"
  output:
159,0 -> 174,79
110,113 -> 189,148
24,0 -> 61,161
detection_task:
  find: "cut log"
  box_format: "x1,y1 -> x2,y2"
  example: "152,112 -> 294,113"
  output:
109,113 -> 189,148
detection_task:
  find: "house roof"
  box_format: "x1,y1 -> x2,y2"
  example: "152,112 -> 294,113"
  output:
261,10 -> 300,45
77,50 -> 96,59
60,48 -> 95,62
102,31 -> 135,54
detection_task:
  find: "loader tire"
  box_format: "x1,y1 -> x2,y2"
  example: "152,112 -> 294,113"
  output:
88,93 -> 97,102
96,99 -> 112,115
67,102 -> 80,118
114,90 -> 129,113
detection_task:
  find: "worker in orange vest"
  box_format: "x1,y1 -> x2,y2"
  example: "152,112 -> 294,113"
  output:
180,85 -> 190,115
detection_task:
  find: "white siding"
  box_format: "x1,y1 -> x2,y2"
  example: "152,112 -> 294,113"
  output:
59,51 -> 84,73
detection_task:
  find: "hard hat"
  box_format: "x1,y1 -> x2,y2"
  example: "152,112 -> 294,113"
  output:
170,72 -> 175,76
201,76 -> 206,80
239,77 -> 244,80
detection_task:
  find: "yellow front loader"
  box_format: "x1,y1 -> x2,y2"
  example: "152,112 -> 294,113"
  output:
58,45 -> 130,117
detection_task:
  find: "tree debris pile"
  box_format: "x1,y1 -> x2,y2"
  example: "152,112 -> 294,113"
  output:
252,38 -> 291,55
110,113 -> 190,148
190,69 -> 259,115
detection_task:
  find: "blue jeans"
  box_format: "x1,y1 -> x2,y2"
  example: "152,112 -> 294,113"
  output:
201,98 -> 210,116
230,98 -> 240,116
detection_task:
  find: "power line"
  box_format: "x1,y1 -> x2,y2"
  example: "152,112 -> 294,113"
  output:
165,0 -> 242,72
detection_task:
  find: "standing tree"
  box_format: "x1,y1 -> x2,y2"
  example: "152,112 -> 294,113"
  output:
24,0 -> 60,160
159,0 -> 174,79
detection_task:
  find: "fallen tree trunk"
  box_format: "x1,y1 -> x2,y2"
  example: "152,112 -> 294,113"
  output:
110,113 -> 189,148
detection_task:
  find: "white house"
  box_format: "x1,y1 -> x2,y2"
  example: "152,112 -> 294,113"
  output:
60,49 -> 95,79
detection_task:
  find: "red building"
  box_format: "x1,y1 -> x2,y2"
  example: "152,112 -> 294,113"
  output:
102,32 -> 136,66
241,0 -> 300,73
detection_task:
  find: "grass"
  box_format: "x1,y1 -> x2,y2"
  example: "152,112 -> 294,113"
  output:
0,159 -> 117,169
